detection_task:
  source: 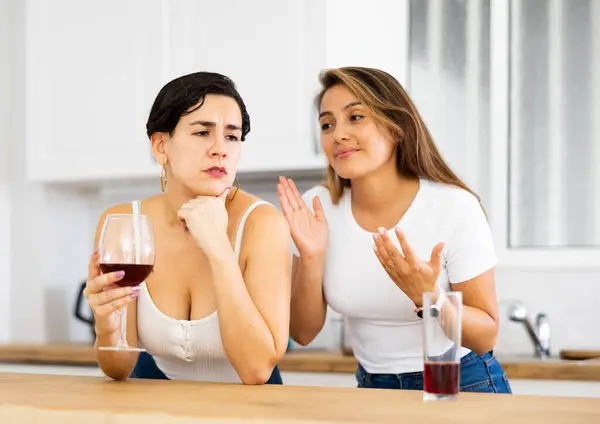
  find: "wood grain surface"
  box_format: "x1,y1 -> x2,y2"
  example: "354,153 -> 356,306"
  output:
1,373 -> 600,423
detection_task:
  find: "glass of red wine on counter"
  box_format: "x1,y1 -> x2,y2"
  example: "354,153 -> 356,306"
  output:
422,291 -> 463,401
98,213 -> 155,352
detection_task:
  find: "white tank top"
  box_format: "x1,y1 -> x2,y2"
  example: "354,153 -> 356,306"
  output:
134,199 -> 270,383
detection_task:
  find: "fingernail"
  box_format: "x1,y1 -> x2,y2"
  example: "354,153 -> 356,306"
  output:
93,248 -> 99,254
130,292 -> 139,299
378,227 -> 385,235
372,233 -> 379,242
373,244 -> 378,252
131,286 -> 142,292
116,271 -> 125,277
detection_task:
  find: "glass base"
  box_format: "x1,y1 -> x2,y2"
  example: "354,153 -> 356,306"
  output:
98,345 -> 146,352
423,391 -> 458,401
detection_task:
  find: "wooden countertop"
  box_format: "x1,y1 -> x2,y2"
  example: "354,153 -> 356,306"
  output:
1,372 -> 600,423
1,343 -> 600,382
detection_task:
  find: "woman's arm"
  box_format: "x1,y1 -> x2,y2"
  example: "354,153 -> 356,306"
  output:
289,254 -> 328,346
373,198 -> 500,355
276,178 -> 330,347
206,206 -> 292,385
95,300 -> 140,380
450,269 -> 499,354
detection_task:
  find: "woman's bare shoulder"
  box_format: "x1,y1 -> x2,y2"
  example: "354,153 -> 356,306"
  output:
231,189 -> 286,235
229,189 -> 269,214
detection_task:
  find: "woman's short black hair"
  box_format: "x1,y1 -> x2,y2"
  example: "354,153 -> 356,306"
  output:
146,71 -> 250,141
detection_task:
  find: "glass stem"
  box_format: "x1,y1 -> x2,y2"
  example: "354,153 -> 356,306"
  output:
116,305 -> 128,349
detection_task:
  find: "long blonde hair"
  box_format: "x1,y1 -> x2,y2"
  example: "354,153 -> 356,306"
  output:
316,67 -> 482,208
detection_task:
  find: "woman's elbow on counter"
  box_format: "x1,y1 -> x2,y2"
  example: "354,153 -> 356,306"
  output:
238,349 -> 285,385
240,369 -> 272,385
239,362 -> 276,385
102,367 -> 131,382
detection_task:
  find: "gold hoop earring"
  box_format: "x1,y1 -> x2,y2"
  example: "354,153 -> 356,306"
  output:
160,162 -> 168,192
227,178 -> 240,200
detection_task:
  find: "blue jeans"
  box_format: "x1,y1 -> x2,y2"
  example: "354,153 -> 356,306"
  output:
130,351 -> 283,384
356,350 -> 512,393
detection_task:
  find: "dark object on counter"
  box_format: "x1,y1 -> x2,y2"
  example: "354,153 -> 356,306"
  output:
74,280 -> 96,342
560,349 -> 600,360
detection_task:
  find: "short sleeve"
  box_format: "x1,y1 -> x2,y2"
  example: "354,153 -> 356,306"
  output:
290,186 -> 321,258
444,193 -> 497,284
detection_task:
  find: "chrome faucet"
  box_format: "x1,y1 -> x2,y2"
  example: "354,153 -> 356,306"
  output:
507,301 -> 551,359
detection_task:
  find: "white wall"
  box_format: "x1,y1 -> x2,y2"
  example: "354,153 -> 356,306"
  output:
494,268 -> 600,355
4,0 -> 45,342
0,0 -> 12,342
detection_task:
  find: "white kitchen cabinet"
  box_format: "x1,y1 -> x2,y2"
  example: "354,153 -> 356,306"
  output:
24,0 -> 166,182
508,379 -> 600,398
281,371 -> 357,388
166,0 -> 327,173
24,0 -> 411,182
24,0 -> 328,182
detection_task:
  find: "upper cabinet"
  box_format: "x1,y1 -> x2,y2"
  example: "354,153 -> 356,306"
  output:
25,0 -> 166,182
24,0 -> 409,182
166,0 -> 326,174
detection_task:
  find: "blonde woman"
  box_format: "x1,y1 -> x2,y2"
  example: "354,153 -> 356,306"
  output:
278,67 -> 511,393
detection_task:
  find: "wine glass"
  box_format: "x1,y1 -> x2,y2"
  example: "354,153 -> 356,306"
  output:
97,213 -> 155,352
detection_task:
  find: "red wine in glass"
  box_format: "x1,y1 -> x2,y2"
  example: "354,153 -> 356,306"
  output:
99,263 -> 153,287
424,361 -> 460,396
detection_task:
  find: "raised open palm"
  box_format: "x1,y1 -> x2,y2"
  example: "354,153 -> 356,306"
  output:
277,176 -> 329,258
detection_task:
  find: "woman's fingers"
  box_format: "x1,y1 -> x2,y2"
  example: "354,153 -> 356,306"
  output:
89,286 -> 140,308
279,176 -> 301,211
287,178 -> 306,210
85,270 -> 125,296
377,228 -> 408,272
94,295 -> 137,318
88,249 -> 100,280
277,182 -> 294,222
395,227 -> 417,266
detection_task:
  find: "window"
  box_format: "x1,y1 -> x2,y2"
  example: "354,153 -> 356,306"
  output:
509,0 -> 600,248
408,0 -> 492,209
408,0 -> 600,266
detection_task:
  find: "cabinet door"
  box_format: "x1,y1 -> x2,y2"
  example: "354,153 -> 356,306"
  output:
25,0 -> 166,182
167,0 -> 326,173
280,371 -> 357,388
508,379 -> 600,398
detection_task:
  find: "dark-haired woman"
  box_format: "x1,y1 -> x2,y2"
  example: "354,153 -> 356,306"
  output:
278,67 -> 511,393
84,72 -> 291,385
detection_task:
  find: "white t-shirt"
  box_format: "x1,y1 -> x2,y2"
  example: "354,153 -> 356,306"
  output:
291,178 -> 497,374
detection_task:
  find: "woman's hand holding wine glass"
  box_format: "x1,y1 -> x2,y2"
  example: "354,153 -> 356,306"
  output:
84,250 -> 140,337
84,213 -> 155,352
